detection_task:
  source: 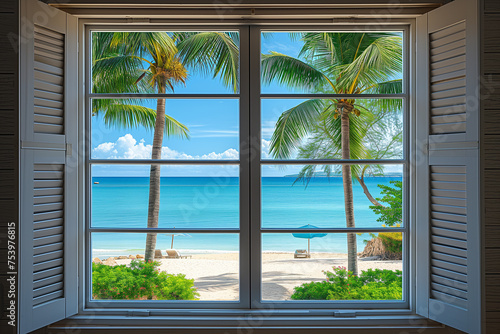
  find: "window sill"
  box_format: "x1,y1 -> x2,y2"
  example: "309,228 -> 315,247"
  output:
48,314 -> 455,334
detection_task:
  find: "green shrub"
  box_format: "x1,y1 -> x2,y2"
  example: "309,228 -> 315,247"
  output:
378,231 -> 403,255
92,259 -> 199,300
291,267 -> 402,300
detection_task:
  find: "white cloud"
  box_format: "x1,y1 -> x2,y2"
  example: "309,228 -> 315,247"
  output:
92,134 -> 239,160
261,139 -> 271,159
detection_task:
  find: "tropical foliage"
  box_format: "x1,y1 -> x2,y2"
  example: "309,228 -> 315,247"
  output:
92,260 -> 199,300
291,267 -> 402,300
92,31 -> 239,262
263,32 -> 403,274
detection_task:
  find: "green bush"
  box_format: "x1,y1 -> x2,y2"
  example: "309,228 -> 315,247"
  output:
92,259 -> 199,300
291,267 -> 402,300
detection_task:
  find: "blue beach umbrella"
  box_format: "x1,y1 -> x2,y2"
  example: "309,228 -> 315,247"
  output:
292,224 -> 327,255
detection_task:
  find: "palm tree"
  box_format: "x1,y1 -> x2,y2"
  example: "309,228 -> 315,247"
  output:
92,31 -> 239,262
262,33 -> 402,274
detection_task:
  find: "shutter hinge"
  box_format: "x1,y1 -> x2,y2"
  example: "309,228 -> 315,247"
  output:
333,310 -> 357,318
66,143 -> 72,156
127,310 -> 150,317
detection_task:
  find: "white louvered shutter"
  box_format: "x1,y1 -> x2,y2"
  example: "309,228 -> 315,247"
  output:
415,0 -> 481,333
19,0 -> 78,333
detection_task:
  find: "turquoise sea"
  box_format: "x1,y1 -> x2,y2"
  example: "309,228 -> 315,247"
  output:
91,176 -> 402,257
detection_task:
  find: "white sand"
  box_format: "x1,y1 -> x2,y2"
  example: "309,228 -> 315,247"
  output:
114,252 -> 402,301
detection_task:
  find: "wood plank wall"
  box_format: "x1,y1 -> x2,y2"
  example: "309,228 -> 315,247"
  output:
0,0 -> 18,334
483,0 -> 500,333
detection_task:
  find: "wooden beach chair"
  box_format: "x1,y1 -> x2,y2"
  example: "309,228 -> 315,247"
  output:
294,249 -> 310,258
165,249 -> 192,259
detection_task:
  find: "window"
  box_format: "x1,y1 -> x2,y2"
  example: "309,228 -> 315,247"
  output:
18,0 -> 482,333
86,27 -> 409,308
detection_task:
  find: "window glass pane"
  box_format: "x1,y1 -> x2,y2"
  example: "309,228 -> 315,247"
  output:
91,31 -> 240,94
261,99 -> 403,160
91,99 -> 239,160
261,164 -> 404,228
91,233 -> 240,301
261,233 -> 404,301
261,32 -> 403,95
91,165 -> 239,229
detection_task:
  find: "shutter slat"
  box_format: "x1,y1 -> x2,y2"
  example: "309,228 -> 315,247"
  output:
431,250 -> 467,267
431,283 -> 468,302
34,61 -> 63,76
34,79 -> 64,94
33,282 -> 64,299
33,210 -> 63,222
431,290 -> 467,310
33,250 -> 64,265
33,226 -> 64,239
431,226 -> 467,241
34,195 -> 64,205
431,196 -> 466,207
431,266 -> 468,284
431,258 -> 467,275
34,25 -> 64,41
431,61 -> 466,77
33,258 -> 64,273
431,69 -> 466,84
35,97 -> 63,109
431,78 -> 466,93
430,29 -> 466,48
431,234 -> 467,250
431,46 -> 466,63
431,55 -> 466,71
430,95 -> 466,109
431,87 -> 466,101
33,217 -> 64,230
34,89 -> 63,102
34,187 -> 63,196
431,180 -> 466,191
431,166 -> 467,174
34,202 -> 64,213
431,104 -> 466,116
430,21 -> 466,41
431,274 -> 468,292
431,203 -> 467,215
34,123 -> 64,135
33,242 -> 63,256
34,170 -> 64,179
35,70 -> 63,86
430,113 -> 466,125
432,243 -> 468,259
432,218 -> 467,232
33,234 -> 63,247
33,290 -> 64,307
431,189 -> 466,199
431,122 -> 467,134
35,106 -> 64,117
33,274 -> 63,290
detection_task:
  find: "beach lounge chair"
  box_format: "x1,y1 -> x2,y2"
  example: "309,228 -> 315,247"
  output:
294,249 -> 310,258
154,249 -> 163,258
165,249 -> 192,259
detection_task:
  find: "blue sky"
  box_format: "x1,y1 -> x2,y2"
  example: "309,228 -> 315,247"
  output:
92,32 -> 310,177
91,32 -> 403,177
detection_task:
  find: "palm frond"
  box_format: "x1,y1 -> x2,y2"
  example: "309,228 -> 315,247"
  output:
269,99 -> 326,159
261,52 -> 333,92
177,32 -> 239,93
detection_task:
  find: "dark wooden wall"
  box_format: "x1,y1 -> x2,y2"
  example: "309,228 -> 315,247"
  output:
483,1 -> 500,333
0,0 -> 18,334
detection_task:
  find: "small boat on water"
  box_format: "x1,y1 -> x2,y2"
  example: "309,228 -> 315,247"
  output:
94,182 -> 99,184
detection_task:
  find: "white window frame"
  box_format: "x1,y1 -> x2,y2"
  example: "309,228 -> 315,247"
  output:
77,18 -> 417,317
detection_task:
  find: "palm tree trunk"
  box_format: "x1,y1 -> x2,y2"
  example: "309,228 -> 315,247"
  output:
145,86 -> 166,262
341,110 -> 358,275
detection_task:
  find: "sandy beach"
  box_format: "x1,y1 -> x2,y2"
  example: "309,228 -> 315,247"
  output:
113,252 -> 403,301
